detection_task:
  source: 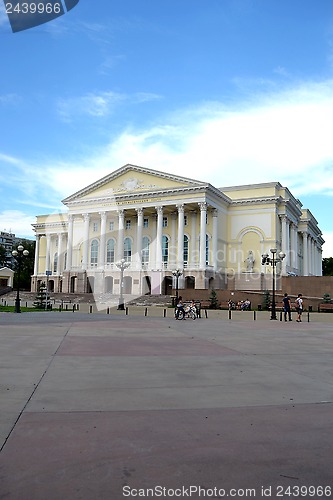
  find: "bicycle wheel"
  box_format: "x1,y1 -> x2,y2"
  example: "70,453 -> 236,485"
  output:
177,309 -> 184,320
190,310 -> 196,320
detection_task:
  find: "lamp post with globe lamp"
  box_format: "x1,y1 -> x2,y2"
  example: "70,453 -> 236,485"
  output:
11,244 -> 29,313
116,258 -> 130,310
172,269 -> 183,306
261,248 -> 286,320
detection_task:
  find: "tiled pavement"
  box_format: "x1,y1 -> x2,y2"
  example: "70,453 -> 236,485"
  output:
0,312 -> 332,499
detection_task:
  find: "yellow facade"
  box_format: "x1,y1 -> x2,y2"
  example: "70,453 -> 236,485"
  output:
31,164 -> 324,296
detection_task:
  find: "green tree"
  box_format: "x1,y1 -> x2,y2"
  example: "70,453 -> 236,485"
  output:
322,257 -> 333,276
12,240 -> 35,290
263,290 -> 271,311
33,281 -> 49,309
209,288 -> 219,309
0,245 -> 6,267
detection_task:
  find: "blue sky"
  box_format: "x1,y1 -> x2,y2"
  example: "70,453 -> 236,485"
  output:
0,0 -> 332,256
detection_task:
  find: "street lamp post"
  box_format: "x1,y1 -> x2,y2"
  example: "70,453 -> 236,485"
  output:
172,269 -> 183,305
262,248 -> 286,320
116,258 -> 130,310
11,244 -> 29,313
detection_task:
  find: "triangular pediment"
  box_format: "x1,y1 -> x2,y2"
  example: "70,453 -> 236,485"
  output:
62,164 -> 206,204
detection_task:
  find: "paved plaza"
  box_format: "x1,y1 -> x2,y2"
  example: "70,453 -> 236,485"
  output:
0,311 -> 332,499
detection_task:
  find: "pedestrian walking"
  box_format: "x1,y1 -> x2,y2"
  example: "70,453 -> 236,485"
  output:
283,292 -> 292,321
295,293 -> 304,322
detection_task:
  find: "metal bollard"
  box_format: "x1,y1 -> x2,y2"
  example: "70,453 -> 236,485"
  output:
163,308 -> 166,318
228,309 -> 232,320
89,305 -> 93,314
107,307 -> 110,315
253,310 -> 256,321
125,307 -> 129,315
307,311 -> 310,322
145,307 -> 148,317
73,305 -> 75,313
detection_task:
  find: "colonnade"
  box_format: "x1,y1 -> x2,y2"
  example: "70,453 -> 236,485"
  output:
34,202 -> 220,276
280,216 -> 322,276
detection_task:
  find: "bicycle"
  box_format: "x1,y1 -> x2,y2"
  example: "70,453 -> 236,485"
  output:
175,307 -> 185,320
184,305 -> 197,320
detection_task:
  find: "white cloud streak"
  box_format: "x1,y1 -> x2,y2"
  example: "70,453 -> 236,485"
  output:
2,78 -> 333,242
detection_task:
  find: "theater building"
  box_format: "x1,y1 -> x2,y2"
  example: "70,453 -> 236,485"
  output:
31,164 -> 324,295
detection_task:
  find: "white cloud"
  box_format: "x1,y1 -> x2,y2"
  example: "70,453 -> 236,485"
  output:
2,78 -> 333,238
0,210 -> 35,239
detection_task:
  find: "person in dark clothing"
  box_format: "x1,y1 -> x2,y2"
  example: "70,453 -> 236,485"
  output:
283,292 -> 292,321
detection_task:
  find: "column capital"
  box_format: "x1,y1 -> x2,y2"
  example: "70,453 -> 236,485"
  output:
198,202 -> 207,211
136,207 -> 144,216
212,208 -> 218,217
155,206 -> 164,215
83,213 -> 90,222
99,211 -> 107,218
118,209 -> 125,217
176,204 -> 184,213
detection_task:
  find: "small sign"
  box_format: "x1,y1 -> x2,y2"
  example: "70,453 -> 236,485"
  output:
46,270 -> 52,276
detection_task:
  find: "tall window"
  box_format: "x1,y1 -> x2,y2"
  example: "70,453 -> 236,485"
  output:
143,218 -> 149,228
124,238 -> 132,262
93,222 -> 98,232
106,239 -> 115,264
183,235 -> 189,265
109,221 -> 114,231
206,234 -> 209,265
53,252 -> 58,273
126,220 -> 131,230
142,236 -> 150,264
162,235 -> 169,266
163,216 -> 168,228
90,239 -> 99,266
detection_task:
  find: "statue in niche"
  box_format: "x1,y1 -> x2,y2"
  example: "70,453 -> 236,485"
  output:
245,250 -> 255,272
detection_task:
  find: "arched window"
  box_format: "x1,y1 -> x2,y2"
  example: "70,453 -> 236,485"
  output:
162,235 -> 169,266
183,235 -> 189,265
124,237 -> 132,262
206,234 -> 209,265
107,239 -> 115,264
90,239 -> 99,266
142,236 -> 150,264
53,252 -> 58,273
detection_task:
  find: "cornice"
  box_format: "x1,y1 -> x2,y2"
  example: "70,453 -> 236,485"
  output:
62,164 -> 207,204
230,196 -> 281,206
64,184 -> 231,208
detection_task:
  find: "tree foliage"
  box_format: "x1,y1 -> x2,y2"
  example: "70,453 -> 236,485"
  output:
12,240 -> 35,290
322,257 -> 333,276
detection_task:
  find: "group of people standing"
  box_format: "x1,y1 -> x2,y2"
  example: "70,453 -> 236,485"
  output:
283,293 -> 304,322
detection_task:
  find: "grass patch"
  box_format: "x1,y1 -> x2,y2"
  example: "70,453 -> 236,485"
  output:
0,306 -> 58,313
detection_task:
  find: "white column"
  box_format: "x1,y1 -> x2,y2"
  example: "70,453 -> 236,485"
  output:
307,236 -> 312,275
66,215 -> 74,271
177,204 -> 184,269
190,211 -> 197,268
212,209 -> 218,271
136,208 -> 143,270
302,232 -> 308,276
281,216 -> 288,274
155,206 -> 163,269
82,213 -> 90,270
99,211 -> 107,268
290,224 -> 297,270
117,210 -> 124,261
33,235 -> 40,275
170,212 -> 177,268
57,233 -> 63,274
199,202 -> 207,269
45,234 -> 51,273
